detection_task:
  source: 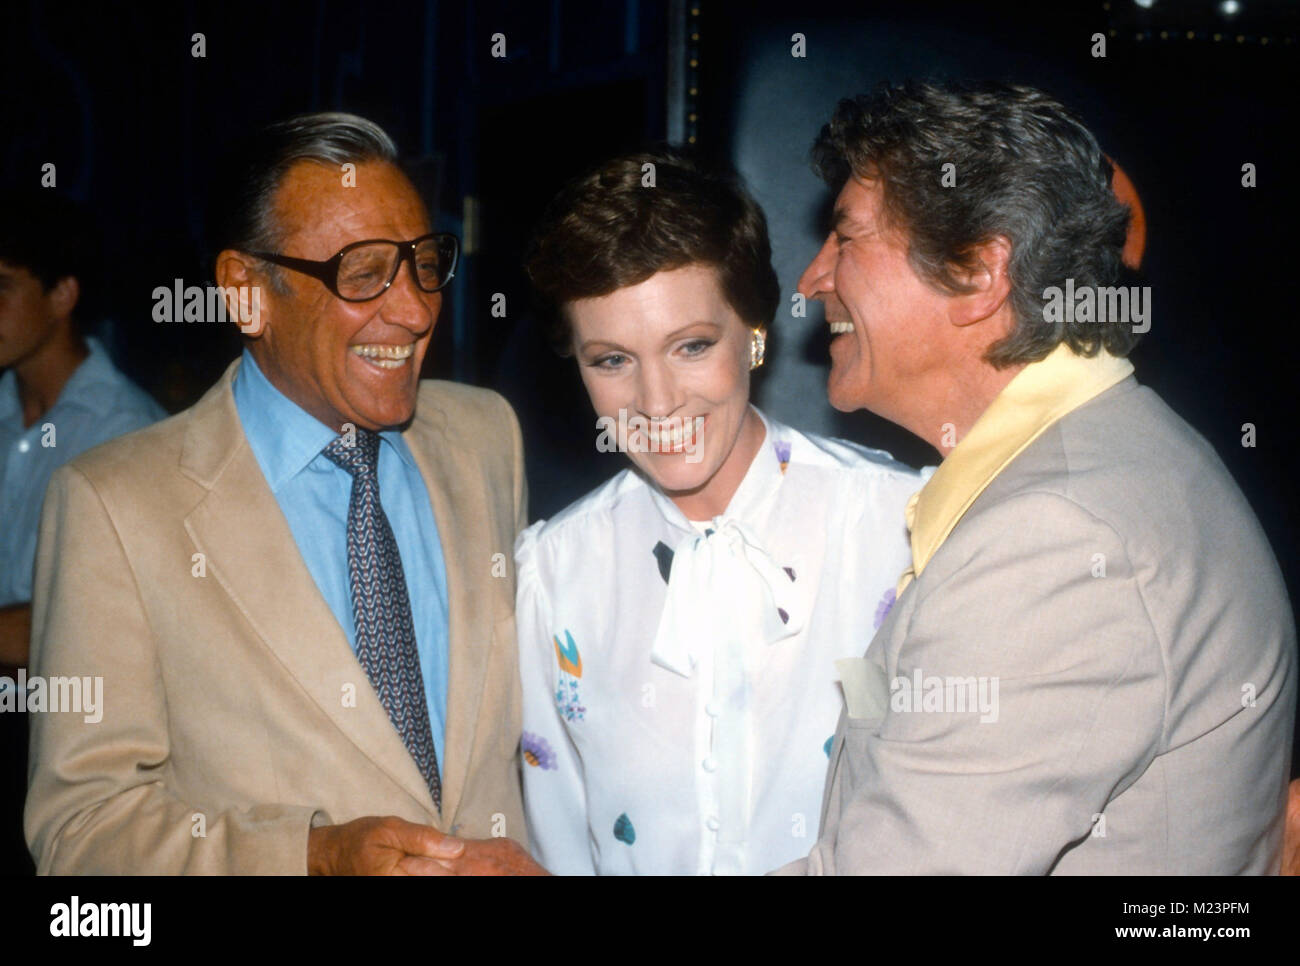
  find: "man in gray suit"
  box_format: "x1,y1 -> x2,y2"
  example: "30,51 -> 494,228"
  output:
786,80 -> 1296,874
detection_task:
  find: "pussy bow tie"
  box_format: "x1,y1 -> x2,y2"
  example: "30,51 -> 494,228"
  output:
649,519 -> 805,677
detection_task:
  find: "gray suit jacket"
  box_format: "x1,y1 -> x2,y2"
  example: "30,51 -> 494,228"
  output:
783,376 -> 1296,874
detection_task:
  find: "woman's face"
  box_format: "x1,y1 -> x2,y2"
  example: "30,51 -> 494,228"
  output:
568,263 -> 764,518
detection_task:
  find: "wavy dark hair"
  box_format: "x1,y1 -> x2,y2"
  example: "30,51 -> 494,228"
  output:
525,149 -> 780,355
0,188 -> 98,322
812,80 -> 1137,365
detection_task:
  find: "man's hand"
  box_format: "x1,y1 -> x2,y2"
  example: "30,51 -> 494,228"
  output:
438,836 -> 550,876
307,815 -> 465,875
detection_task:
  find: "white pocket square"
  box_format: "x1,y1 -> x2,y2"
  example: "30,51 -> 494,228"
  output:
835,657 -> 891,721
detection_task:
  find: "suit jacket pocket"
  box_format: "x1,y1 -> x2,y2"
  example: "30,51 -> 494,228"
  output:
836,656 -> 890,726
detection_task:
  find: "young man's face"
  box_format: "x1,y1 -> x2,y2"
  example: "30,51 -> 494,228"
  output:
797,177 -> 952,422
0,260 -> 66,369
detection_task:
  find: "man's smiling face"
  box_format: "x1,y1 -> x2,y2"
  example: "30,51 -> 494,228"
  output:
0,260 -> 60,369
797,176 -> 952,422
248,160 -> 439,432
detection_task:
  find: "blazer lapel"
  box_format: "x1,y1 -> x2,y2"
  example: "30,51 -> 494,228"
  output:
179,361 -> 439,820
403,400 -> 493,828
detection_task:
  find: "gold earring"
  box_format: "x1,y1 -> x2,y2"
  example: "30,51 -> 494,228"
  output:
749,328 -> 766,370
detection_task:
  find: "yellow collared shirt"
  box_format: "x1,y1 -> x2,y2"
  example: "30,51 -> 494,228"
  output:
897,342 -> 1134,597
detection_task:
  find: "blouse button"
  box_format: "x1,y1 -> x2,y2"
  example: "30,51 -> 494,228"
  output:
706,817 -> 720,831
705,701 -> 721,717
702,757 -> 718,772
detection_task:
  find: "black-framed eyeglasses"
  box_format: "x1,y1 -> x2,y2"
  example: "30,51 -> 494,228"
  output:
243,232 -> 460,302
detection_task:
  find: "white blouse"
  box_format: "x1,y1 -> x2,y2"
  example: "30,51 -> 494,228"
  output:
515,407 -> 925,875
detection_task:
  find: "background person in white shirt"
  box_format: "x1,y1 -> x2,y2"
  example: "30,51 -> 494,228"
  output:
512,151 -> 924,874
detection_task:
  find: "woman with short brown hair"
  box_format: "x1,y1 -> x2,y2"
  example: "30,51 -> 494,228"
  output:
515,150 -> 924,875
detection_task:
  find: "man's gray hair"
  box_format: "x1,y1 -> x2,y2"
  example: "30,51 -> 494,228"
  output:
812,81 -> 1137,365
209,112 -> 399,288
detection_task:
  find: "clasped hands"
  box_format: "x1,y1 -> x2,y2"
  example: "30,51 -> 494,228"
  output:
309,815 -> 549,876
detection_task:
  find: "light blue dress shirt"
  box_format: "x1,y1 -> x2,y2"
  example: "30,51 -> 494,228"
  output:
0,337 -> 165,606
232,350 -> 450,768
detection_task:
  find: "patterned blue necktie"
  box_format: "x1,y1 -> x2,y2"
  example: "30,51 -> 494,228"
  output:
323,428 -> 441,809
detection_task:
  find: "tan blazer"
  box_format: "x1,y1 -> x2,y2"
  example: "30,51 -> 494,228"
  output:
780,377 -> 1296,874
25,359 -> 528,874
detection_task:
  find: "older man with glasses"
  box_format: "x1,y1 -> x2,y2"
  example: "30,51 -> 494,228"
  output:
24,112 -> 544,875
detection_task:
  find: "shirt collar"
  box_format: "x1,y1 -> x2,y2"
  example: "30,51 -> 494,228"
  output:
54,337 -> 120,412
0,337 -> 117,426
0,368 -> 17,426
232,348 -> 414,493
899,343 -> 1134,593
